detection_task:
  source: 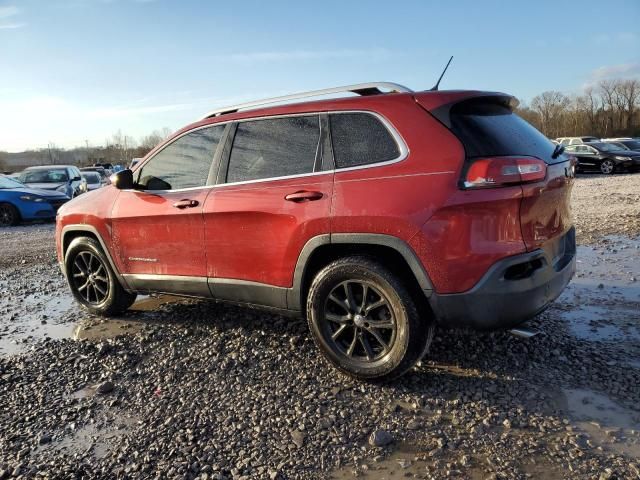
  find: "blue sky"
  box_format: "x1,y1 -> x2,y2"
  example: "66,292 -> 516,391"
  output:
1,0 -> 638,152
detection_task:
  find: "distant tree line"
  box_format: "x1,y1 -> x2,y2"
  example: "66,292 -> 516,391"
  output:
516,78 -> 640,139
1,127 -> 173,172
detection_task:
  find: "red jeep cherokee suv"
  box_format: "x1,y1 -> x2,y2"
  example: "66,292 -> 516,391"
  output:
56,83 -> 576,380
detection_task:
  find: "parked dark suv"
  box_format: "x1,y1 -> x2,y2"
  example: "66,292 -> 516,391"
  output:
56,83 -> 576,380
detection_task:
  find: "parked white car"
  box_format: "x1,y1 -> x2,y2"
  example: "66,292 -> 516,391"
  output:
556,136 -> 600,145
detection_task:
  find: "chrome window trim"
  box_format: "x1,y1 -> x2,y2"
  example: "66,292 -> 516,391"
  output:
132,110 -> 408,192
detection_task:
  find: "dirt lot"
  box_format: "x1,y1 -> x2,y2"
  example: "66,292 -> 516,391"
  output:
0,174 -> 639,479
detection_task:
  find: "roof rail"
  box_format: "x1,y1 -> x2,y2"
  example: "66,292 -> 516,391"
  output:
201,82 -> 413,119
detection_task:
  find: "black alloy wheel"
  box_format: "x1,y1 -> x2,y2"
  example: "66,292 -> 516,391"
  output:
323,280 -> 397,363
307,256 -> 432,381
71,251 -> 110,304
65,236 -> 137,315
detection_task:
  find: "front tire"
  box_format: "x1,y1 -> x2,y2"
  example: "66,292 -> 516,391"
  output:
307,256 -> 431,381
0,203 -> 20,227
600,159 -> 615,175
65,237 -> 137,315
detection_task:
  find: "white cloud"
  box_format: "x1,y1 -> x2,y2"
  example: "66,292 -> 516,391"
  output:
582,62 -> 640,89
0,5 -> 25,29
0,5 -> 19,18
0,22 -> 25,29
590,63 -> 640,80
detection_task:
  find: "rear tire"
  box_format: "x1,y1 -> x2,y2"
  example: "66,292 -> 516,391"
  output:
0,203 -> 20,227
65,237 -> 137,316
306,256 -> 431,381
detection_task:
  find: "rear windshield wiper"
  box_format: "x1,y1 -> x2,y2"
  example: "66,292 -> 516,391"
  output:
552,143 -> 565,159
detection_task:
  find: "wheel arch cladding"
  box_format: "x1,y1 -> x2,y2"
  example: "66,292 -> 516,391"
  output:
289,233 -> 434,311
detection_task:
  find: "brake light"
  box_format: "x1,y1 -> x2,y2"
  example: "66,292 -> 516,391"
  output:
463,157 -> 547,189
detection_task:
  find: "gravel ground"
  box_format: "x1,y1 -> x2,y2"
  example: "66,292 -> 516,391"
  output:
0,174 -> 639,479
572,173 -> 640,245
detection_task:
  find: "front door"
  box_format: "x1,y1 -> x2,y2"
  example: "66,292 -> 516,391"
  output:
203,115 -> 333,308
111,124 -> 227,293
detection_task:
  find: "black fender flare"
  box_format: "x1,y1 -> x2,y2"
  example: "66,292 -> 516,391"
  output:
287,233 -> 434,311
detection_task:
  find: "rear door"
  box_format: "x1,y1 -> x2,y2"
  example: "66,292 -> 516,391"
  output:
111,125 -> 226,288
203,114 -> 333,308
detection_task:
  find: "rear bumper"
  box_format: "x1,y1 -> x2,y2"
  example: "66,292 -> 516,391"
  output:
429,227 -> 576,330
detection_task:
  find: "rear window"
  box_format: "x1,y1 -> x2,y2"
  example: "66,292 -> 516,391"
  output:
330,113 -> 400,168
450,100 -> 560,164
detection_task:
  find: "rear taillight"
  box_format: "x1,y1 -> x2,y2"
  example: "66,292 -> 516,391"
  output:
463,157 -> 547,189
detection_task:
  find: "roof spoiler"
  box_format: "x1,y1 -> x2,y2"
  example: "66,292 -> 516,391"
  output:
418,93 -> 518,129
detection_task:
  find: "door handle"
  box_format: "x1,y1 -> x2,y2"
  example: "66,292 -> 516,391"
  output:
284,191 -> 324,202
173,199 -> 199,209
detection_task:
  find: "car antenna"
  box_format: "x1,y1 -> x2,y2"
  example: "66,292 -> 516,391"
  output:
430,56 -> 454,91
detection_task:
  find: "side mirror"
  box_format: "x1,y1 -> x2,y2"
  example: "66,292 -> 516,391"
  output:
111,169 -> 134,190
72,176 -> 81,182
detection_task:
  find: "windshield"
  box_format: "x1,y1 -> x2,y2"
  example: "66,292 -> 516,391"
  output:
0,176 -> 23,189
590,142 -> 622,153
21,169 -> 69,183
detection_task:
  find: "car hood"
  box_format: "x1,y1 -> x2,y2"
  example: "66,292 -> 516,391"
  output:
4,186 -> 69,198
22,182 -> 67,191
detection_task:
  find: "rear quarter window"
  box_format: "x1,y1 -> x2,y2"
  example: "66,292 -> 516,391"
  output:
330,113 -> 400,168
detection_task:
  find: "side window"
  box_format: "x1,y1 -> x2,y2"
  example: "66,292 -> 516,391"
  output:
138,126 -> 224,191
227,115 -> 320,183
330,113 -> 400,168
565,145 -> 577,153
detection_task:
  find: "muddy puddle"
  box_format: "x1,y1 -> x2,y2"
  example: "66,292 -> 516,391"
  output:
33,413 -> 139,460
562,387 -> 640,458
555,236 -> 640,348
0,294 -> 190,356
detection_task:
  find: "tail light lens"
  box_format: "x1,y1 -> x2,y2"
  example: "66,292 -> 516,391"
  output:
463,157 -> 547,189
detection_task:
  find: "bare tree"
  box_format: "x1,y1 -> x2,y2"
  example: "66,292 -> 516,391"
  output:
531,91 -> 570,138
618,79 -> 640,132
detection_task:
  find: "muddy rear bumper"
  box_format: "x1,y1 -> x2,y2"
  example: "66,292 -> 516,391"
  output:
429,228 -> 576,330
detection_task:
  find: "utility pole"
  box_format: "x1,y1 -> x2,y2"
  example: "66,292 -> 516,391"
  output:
47,143 -> 54,165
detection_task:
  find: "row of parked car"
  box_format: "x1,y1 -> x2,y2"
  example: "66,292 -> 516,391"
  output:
0,163 -> 123,227
553,137 -> 640,175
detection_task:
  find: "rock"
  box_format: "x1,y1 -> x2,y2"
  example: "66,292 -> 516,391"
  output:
406,419 -> 421,430
291,430 -> 305,448
268,469 -> 281,480
369,430 -> 393,447
39,434 -> 51,445
96,381 -> 114,394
